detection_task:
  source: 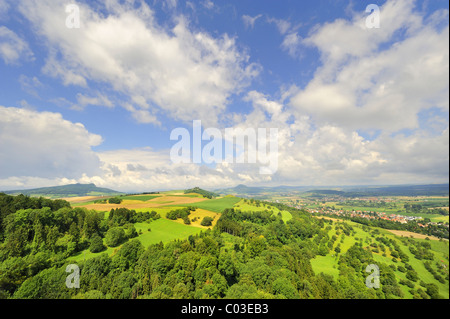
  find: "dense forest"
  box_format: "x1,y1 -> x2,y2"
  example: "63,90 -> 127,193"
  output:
0,193 -> 446,299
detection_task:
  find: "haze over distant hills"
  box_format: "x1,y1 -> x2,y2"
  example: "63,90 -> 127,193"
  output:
1,183 -> 448,199
215,183 -> 450,198
1,183 -> 123,198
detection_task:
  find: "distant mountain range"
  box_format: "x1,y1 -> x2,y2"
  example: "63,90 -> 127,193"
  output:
215,183 -> 449,197
1,183 -> 123,198
215,184 -> 312,194
1,182 -> 448,199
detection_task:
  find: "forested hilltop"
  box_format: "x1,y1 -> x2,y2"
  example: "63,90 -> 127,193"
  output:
0,192 -> 448,299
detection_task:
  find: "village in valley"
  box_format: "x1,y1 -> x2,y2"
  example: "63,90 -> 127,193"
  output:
305,206 -> 424,225
266,193 -> 450,233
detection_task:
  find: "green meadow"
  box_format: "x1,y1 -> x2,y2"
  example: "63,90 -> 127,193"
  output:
234,200 -> 293,222
133,218 -> 203,246
310,218 -> 449,299
310,254 -> 340,280
69,218 -> 202,263
119,195 -> 160,201
183,196 -> 242,213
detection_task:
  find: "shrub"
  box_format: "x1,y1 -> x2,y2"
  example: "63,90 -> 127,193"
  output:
201,216 -> 213,226
108,197 -> 122,204
89,233 -> 106,253
123,223 -> 138,239
105,227 -> 126,247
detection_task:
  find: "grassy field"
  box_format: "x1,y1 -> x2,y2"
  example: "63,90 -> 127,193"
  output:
118,195 -> 160,201
133,218 -> 203,246
69,246 -> 116,263
184,196 -> 242,213
67,193 -> 237,262
69,218 -> 202,262
72,194 -> 163,205
310,254 -> 340,280
68,193 -> 294,261
159,190 -> 185,194
234,200 -> 293,222
309,217 -> 449,298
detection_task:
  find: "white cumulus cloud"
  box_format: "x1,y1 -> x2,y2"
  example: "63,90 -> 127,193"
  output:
19,0 -> 260,126
0,26 -> 33,65
0,106 -> 103,181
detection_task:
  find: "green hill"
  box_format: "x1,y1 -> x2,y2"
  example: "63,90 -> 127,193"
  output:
2,183 -> 122,198
184,187 -> 219,199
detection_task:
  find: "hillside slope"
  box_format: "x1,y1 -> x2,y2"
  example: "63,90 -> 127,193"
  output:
2,183 -> 122,198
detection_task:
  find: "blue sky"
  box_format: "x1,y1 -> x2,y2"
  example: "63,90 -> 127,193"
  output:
0,0 -> 448,192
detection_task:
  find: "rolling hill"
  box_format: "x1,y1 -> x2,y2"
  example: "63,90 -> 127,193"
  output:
216,184 -> 450,197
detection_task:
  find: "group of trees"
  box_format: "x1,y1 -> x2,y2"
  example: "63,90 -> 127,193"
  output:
319,199 -> 449,239
408,241 -> 434,261
335,214 -> 449,239
0,193 -> 70,238
166,207 -> 195,224
93,197 -> 123,204
404,203 -> 449,216
108,208 -> 160,226
216,207 -> 322,246
0,196 -> 158,297
200,217 -> 213,227
184,187 -> 218,199
339,200 -> 395,209
165,207 -> 214,227
108,197 -> 122,204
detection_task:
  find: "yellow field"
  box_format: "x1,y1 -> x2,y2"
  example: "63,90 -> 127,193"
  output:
79,194 -> 208,211
65,194 -> 221,230
171,208 -> 220,229
386,229 -> 442,241
62,195 -> 105,203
